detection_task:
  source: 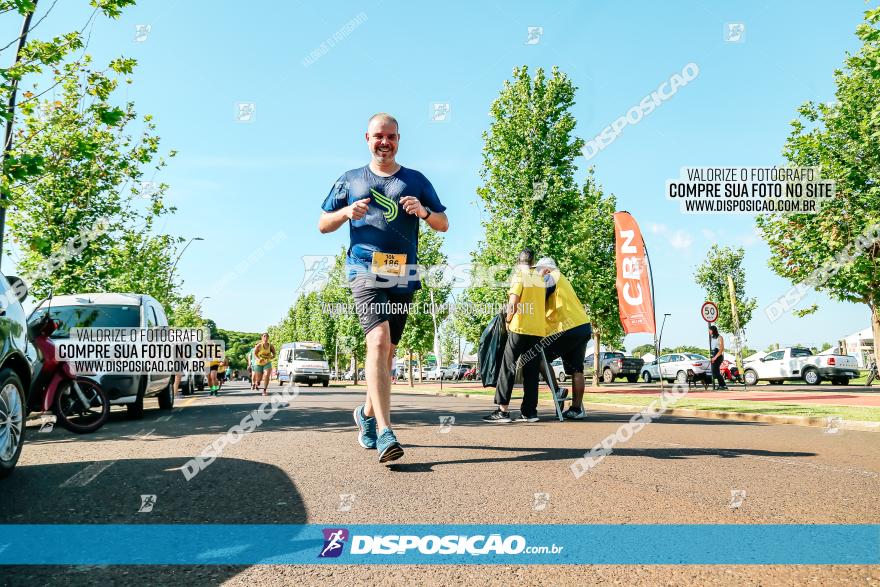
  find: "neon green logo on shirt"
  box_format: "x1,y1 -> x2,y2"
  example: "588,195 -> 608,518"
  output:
370,188 -> 399,222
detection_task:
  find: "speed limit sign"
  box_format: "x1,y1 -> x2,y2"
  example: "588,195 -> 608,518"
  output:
701,301 -> 719,323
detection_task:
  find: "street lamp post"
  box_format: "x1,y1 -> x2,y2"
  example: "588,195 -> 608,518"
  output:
167,237 -> 204,288
657,313 -> 671,392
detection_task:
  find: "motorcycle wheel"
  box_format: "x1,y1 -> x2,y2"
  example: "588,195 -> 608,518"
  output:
53,378 -> 110,434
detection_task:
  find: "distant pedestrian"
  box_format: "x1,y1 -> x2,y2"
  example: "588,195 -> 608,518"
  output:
246,347 -> 258,389
709,325 -> 727,390
207,358 -> 221,396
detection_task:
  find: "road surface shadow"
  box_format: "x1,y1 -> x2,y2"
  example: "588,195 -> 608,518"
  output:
388,445 -> 816,473
22,397 -> 764,451
1,457 -> 306,585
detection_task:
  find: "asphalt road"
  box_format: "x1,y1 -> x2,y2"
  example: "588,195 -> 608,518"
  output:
2,381 -> 879,586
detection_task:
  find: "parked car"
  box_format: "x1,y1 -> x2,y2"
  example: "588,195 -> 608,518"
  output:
585,351 -> 644,383
551,358 -> 567,382
180,371 -> 206,394
640,359 -> 659,382
27,293 -> 175,419
425,366 -> 446,381
442,363 -> 472,380
641,353 -> 711,383
0,275 -> 33,479
743,347 -> 859,386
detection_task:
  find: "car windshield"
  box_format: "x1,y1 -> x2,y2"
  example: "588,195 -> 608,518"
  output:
29,304 -> 140,338
608,352 -> 625,358
686,354 -> 708,360
294,349 -> 325,361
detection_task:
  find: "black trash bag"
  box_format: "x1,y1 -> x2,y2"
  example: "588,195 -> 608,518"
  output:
478,312 -> 508,388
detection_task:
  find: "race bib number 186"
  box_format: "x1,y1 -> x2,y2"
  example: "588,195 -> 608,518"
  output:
371,252 -> 407,277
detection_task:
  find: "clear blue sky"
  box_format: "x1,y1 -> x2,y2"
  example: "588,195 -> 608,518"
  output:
8,0 -> 874,352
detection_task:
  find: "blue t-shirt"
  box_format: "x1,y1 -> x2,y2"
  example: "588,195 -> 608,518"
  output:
322,165 -> 446,292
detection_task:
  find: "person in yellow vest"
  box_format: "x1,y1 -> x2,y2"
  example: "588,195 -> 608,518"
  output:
483,247 -> 547,423
536,256 -> 592,419
253,333 -> 276,396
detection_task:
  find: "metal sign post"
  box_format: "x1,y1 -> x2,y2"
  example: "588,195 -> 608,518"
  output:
701,301 -> 719,389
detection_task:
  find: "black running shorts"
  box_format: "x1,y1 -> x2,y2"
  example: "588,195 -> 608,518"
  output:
350,277 -> 414,345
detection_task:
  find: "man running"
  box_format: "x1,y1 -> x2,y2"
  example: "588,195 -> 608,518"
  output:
319,112 -> 448,463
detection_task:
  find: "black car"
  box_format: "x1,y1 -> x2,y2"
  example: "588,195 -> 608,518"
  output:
0,275 -> 34,479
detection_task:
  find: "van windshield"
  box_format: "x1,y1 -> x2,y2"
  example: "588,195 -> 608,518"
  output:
294,349 -> 325,361
29,304 -> 140,338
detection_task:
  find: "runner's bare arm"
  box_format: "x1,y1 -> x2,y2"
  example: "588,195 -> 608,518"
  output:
400,196 -> 448,232
318,198 -> 371,233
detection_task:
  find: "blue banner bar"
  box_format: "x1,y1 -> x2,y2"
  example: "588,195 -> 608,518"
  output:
0,525 -> 877,565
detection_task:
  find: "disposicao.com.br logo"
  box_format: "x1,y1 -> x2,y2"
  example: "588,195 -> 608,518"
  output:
318,528 -> 563,557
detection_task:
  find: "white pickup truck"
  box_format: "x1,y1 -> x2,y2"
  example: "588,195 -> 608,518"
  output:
743,347 -> 860,386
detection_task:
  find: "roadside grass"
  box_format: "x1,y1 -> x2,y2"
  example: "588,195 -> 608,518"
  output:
391,383 -> 880,423
579,393 -> 880,423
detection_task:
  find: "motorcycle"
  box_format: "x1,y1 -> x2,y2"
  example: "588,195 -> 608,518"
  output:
27,296 -> 110,433
719,359 -> 743,384
463,366 -> 477,381
866,360 -> 878,387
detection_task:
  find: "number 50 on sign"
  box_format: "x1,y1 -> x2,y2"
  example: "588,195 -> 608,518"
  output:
701,301 -> 718,323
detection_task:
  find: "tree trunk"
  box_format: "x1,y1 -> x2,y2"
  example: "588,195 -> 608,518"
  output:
592,331 -> 601,387
418,352 -> 423,383
872,304 -> 880,368
408,349 -> 414,388
351,355 -> 357,386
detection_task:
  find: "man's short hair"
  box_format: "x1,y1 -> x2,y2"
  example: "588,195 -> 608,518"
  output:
518,247 -> 535,266
368,112 -> 399,131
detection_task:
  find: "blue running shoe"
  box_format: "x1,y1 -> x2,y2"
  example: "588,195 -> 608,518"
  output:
353,404 -> 377,449
376,428 -> 404,463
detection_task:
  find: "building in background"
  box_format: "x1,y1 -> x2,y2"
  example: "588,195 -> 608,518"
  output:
834,327 -> 875,368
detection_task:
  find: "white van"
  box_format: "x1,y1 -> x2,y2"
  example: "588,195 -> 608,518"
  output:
276,341 -> 330,387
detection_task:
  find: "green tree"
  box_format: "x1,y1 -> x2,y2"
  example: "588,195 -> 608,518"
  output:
572,176 -> 623,385
399,229 -> 450,384
694,245 -> 757,334
670,345 -> 711,357
216,328 -> 261,370
1,0 -> 135,212
440,320 -> 458,366
320,249 -> 363,381
463,65 -> 623,387
631,343 -> 656,358
7,56 -> 180,305
755,7 -> 880,366
168,294 -> 206,328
